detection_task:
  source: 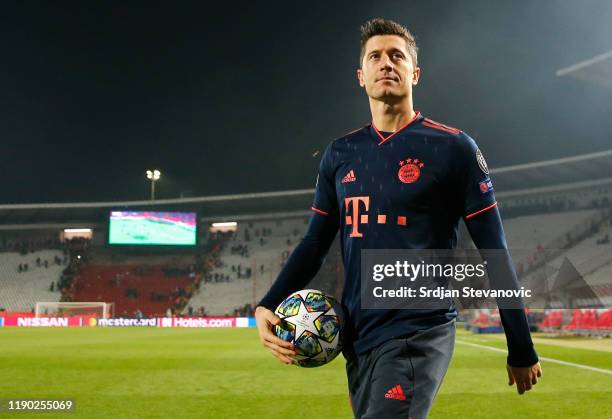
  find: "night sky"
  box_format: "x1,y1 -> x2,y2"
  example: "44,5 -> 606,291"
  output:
2,0 -> 611,204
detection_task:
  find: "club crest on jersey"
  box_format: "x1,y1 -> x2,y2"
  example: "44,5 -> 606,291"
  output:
476,148 -> 489,174
398,158 -> 424,184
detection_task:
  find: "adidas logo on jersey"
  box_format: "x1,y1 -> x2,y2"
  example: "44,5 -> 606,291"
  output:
342,170 -> 356,183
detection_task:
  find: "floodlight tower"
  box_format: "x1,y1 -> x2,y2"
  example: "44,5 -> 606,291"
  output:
146,169 -> 161,200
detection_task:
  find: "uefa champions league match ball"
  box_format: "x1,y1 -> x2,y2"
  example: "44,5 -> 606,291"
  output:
274,289 -> 345,368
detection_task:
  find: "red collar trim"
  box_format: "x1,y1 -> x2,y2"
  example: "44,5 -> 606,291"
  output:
372,111 -> 421,145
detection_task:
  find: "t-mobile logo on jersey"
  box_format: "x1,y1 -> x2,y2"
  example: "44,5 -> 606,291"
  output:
344,196 -> 408,238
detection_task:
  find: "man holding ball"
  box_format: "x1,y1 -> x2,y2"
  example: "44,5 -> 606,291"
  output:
256,18 -> 542,418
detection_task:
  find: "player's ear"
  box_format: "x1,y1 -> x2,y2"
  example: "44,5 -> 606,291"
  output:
412,67 -> 421,86
357,68 -> 365,87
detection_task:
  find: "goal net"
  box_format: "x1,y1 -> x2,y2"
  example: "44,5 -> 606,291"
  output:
35,302 -> 115,318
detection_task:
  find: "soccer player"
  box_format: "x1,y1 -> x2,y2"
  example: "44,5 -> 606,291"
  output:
255,18 -> 542,418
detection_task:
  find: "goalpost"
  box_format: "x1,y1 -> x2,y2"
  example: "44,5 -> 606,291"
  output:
35,302 -> 115,318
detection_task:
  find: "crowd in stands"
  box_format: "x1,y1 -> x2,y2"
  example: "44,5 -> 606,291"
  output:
5,234 -> 69,280
17,254 -> 68,274
230,243 -> 249,257
185,306 -> 208,316
2,206 -> 607,320
199,219 -> 307,286
11,237 -> 88,301
231,303 -> 255,317
202,264 -> 254,283
71,244 -> 221,316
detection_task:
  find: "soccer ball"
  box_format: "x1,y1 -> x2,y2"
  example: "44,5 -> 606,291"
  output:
274,289 -> 344,368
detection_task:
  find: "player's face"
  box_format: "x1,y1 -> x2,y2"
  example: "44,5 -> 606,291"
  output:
357,35 -> 420,103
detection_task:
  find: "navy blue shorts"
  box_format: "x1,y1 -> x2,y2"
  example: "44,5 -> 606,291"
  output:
345,320 -> 456,419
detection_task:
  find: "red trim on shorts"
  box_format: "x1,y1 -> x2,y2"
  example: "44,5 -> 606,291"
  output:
464,202 -> 498,219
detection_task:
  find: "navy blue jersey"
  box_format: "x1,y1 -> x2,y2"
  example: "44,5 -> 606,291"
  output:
312,112 -> 496,351
313,111 -> 496,245
260,112 -> 537,365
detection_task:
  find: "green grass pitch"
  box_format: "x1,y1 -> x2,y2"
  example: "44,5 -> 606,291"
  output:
0,327 -> 610,418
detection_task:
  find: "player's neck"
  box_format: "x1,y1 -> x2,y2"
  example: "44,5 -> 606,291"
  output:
369,97 -> 415,133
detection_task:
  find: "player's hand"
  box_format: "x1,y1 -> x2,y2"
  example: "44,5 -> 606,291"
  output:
507,362 -> 542,395
255,306 -> 296,365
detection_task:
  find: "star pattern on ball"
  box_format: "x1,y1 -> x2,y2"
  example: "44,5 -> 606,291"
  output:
282,298 -> 325,343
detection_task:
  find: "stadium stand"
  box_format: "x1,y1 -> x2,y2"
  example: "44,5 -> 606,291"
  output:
539,310 -> 565,329
0,249 -> 64,312
517,207 -> 612,308
187,218 -> 310,316
0,150 -> 609,320
503,209 -> 600,252
69,265 -> 197,317
539,309 -> 612,336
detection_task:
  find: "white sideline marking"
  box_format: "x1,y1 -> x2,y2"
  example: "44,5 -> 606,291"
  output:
456,339 -> 612,376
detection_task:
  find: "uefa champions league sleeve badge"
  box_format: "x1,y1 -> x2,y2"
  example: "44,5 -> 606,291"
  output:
476,148 -> 489,175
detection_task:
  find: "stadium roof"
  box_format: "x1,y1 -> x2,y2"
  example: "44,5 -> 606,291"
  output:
556,49 -> 612,89
491,149 -> 612,192
0,149 -> 610,226
0,189 -> 315,226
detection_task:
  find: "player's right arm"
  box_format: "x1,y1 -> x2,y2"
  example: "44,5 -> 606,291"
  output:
255,143 -> 340,364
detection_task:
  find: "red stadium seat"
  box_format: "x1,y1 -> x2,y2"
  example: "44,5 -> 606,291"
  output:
72,265 -> 196,317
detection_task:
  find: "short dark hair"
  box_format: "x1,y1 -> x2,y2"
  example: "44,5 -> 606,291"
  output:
359,18 -> 418,68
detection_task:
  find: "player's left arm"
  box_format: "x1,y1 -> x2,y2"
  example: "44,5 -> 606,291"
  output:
464,207 -> 543,395
454,132 -> 542,395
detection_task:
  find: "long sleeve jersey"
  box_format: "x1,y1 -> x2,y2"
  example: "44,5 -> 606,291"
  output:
259,112 -> 538,367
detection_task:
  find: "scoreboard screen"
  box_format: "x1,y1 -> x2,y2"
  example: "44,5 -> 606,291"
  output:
108,211 -> 197,246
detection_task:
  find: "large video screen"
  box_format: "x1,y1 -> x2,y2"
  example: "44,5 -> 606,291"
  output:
108,211 -> 197,246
